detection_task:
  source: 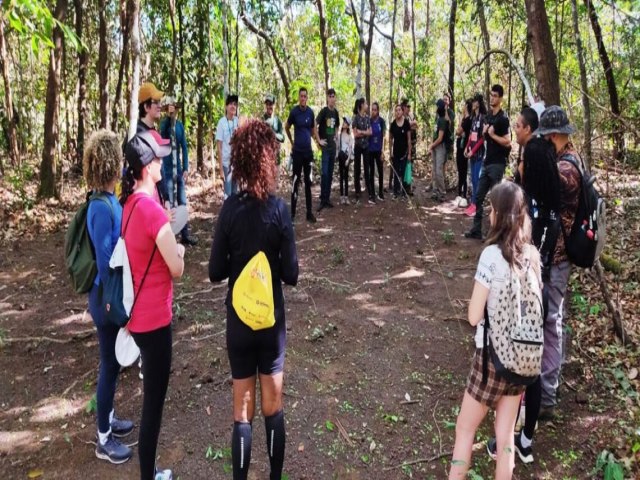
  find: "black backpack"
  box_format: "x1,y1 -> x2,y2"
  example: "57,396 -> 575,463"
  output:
560,154 -> 606,268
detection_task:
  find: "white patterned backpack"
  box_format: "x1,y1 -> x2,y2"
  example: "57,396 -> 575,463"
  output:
482,259 -> 544,386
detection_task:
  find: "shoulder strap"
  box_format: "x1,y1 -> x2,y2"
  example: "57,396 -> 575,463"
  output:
482,305 -> 490,385
130,244 -> 157,316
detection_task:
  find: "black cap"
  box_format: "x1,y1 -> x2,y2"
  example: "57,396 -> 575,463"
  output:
125,131 -> 171,167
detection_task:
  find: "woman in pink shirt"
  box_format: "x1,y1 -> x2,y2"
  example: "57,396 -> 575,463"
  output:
121,131 -> 185,480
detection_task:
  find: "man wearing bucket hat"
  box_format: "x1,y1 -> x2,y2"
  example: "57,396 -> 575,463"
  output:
263,94 -> 285,145
533,105 -> 582,420
159,96 -> 197,246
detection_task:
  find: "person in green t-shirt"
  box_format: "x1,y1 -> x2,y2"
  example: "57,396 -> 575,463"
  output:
316,88 -> 340,210
429,99 -> 449,202
263,94 -> 285,163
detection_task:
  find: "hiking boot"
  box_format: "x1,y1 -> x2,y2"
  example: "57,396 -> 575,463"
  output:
155,467 -> 173,480
95,435 -> 133,464
111,416 -> 134,438
306,213 -> 317,223
464,230 -> 482,240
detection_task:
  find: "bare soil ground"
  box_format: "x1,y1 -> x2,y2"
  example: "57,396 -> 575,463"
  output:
0,172 -> 636,479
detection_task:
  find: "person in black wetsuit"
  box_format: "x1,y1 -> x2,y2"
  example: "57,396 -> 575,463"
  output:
209,119 -> 299,480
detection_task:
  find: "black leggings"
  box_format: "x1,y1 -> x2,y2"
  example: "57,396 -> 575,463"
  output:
456,147 -> 468,198
338,155 -> 349,196
132,325 -> 172,480
370,151 -> 383,197
353,145 -> 368,197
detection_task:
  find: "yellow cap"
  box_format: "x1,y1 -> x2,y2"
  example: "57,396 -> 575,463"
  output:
138,82 -> 164,104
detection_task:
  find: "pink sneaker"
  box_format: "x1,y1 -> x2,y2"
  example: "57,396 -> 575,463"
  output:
464,204 -> 476,217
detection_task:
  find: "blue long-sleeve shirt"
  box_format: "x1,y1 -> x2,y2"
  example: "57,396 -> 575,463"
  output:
87,192 -> 122,286
159,117 -> 189,173
209,193 -> 298,311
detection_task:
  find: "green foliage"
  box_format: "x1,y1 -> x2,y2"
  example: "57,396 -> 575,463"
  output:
6,163 -> 35,210
592,450 -> 625,480
85,394 -> 97,414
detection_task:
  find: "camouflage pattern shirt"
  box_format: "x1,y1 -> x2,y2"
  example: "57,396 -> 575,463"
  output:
553,142 -> 582,265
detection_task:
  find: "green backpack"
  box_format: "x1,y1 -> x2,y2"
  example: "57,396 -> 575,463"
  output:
64,192 -> 112,294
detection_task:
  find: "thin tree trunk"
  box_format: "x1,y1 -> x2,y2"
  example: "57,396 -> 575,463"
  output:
571,0 -> 592,170
111,0 -> 131,131
476,0 -> 491,100
240,8 -> 291,104
403,0 -> 410,32
389,0 -> 398,116
98,0 -> 109,128
168,0 -> 177,92
425,0 -> 430,37
584,0 -> 623,160
222,0 -> 229,96
74,0 -> 87,169
127,0 -> 141,141
448,0 -> 457,102
38,0 -> 68,199
235,7 -> 240,92
525,0 -> 561,105
316,0 -> 331,92
0,17 -> 19,170
411,0 -> 416,101
178,0 -> 185,124
364,0 -> 375,105
196,0 -> 206,172
349,0 -> 364,98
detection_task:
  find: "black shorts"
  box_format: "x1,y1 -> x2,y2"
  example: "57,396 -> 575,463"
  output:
226,306 -> 286,379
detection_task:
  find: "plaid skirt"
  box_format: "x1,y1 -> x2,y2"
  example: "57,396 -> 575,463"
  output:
466,348 -> 525,409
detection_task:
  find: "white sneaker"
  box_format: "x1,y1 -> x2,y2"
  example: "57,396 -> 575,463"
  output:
454,196 -> 462,205
155,468 -> 173,480
458,198 -> 469,208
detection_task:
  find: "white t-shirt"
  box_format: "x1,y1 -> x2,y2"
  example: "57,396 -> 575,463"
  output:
473,244 -> 512,348
215,116 -> 239,167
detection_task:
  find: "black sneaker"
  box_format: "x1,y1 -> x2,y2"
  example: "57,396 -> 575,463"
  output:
181,236 -> 198,246
368,197 -> 376,205
326,201 -> 335,208
95,435 -> 133,464
486,433 -> 534,464
317,203 -> 326,212
111,416 -> 134,438
464,230 -> 482,240
377,194 -> 385,201
306,213 -> 317,223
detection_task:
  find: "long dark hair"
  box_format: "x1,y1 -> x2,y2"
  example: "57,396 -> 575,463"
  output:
119,154 -> 144,206
473,94 -> 487,115
522,137 -> 561,212
485,181 -> 537,271
353,97 -> 365,115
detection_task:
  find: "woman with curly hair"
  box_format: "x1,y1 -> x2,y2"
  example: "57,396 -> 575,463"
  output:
83,130 -> 134,464
209,119 -> 299,480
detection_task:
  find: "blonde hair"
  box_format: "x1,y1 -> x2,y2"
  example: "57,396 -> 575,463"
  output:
83,129 -> 122,190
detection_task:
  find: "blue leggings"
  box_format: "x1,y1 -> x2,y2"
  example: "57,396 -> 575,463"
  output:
469,157 -> 482,204
89,283 -> 121,433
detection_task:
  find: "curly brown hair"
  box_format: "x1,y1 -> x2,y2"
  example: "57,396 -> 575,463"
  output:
229,118 -> 278,201
83,129 -> 122,190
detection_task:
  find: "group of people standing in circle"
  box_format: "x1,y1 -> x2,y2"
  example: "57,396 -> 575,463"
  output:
79,71 -> 585,480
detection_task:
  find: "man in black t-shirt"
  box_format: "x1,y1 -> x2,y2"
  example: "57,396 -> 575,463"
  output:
464,84 -> 511,239
316,88 -> 340,211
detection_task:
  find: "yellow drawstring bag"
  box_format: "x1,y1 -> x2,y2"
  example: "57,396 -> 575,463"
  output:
232,251 -> 275,330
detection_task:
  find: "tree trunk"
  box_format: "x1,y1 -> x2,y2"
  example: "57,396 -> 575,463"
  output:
98,0 -> 109,128
448,0 -> 457,102
240,8 -> 291,104
178,0 -> 186,124
584,0 -> 623,160
168,0 -> 177,92
524,0 -> 561,105
316,0 -> 331,92
571,0 -> 592,170
425,0 -> 430,37
403,0 -> 410,32
389,0 -> 398,116
38,0 -> 67,199
235,8 -> 240,92
222,0 -> 229,96
364,0 -> 375,105
411,0 -> 416,101
127,0 -> 141,141
0,17 -> 20,170
476,0 -> 491,100
111,0 -> 131,131
195,0 -> 206,172
349,0 -> 365,98
74,0 -> 87,169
